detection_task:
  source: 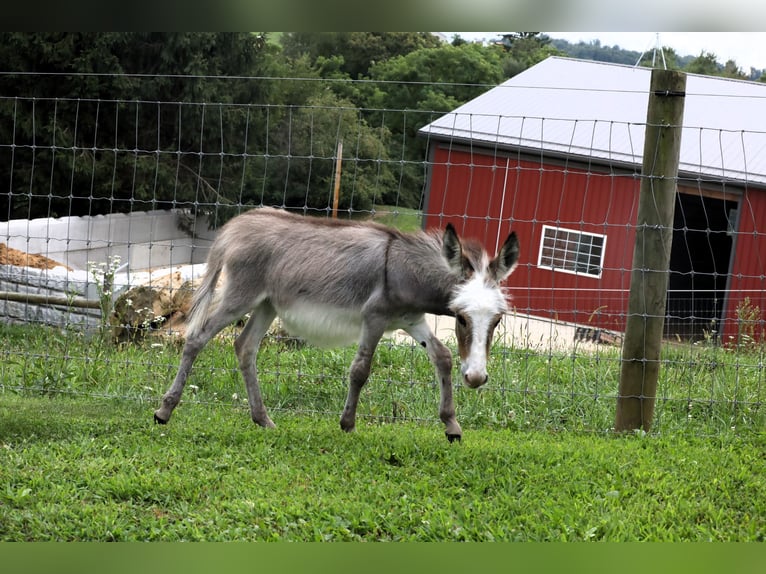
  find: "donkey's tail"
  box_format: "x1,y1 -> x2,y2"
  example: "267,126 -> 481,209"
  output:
185,253 -> 225,338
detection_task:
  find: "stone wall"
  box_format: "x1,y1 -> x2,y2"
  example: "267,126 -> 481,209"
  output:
0,264 -> 97,328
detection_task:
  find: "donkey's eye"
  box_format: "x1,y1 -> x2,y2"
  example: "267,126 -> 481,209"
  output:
456,314 -> 467,327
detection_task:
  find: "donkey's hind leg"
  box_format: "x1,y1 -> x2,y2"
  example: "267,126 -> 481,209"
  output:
154,304 -> 249,425
404,318 -> 462,442
234,302 -> 278,428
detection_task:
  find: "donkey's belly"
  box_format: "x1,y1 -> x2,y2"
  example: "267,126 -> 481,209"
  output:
276,303 -> 364,348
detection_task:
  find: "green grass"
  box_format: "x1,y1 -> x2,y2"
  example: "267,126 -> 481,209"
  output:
370,204 -> 423,233
335,204 -> 423,233
1,394 -> 764,541
1,322 -> 765,435
1,323 -> 765,540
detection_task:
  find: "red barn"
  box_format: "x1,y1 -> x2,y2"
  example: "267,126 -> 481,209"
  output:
419,57 -> 766,344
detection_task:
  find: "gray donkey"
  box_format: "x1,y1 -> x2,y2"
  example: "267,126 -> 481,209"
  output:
154,207 -> 519,442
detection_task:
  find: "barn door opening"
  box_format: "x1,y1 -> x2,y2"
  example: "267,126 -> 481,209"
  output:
665,191 -> 738,341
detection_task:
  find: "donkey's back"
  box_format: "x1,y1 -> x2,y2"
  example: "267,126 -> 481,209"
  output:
219,208 -> 403,290
200,207 -> 448,346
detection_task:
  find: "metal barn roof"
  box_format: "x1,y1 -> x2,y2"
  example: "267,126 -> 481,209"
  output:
419,56 -> 766,186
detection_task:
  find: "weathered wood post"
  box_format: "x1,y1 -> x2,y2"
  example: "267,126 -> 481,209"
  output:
615,68 -> 686,432
332,139 -> 343,218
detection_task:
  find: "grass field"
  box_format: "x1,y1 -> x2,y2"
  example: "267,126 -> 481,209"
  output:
2,321 -> 764,436
369,205 -> 423,233
1,394 -> 764,542
0,323 -> 765,541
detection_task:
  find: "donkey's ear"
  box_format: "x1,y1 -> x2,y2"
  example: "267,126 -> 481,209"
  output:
489,231 -> 519,282
442,223 -> 464,274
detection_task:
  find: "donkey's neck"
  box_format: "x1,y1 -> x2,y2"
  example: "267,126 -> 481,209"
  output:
383,233 -> 463,317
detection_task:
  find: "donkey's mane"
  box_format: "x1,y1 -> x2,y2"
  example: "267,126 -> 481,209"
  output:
250,206 -> 482,270
253,206 -> 410,237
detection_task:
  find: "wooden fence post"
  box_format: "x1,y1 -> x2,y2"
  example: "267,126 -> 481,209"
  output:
332,139 -> 343,218
615,68 -> 686,432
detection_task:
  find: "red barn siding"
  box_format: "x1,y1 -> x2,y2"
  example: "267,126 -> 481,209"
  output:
722,188 -> 766,343
425,144 -> 640,332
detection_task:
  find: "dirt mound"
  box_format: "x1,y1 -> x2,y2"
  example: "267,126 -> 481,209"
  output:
0,243 -> 72,271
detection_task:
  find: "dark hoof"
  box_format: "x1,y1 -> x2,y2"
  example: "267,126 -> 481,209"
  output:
446,433 -> 462,443
154,413 -> 168,425
339,421 -> 355,433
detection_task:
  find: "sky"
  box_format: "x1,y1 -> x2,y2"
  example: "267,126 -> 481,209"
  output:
448,32 -> 766,72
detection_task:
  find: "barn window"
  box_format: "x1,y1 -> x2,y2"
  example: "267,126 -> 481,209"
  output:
538,225 -> 605,278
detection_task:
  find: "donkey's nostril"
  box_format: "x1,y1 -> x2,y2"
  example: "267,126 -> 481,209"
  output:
463,371 -> 488,388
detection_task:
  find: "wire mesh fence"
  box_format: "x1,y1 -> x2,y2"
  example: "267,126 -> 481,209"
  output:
2,66 -> 766,435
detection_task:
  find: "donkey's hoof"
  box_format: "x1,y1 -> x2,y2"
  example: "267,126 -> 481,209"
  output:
252,416 -> 276,429
153,412 -> 168,425
446,433 -> 462,443
339,417 -> 356,433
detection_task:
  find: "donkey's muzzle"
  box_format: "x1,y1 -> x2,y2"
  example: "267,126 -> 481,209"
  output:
462,368 -> 489,389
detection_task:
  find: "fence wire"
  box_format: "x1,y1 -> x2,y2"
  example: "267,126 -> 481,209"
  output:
1,72 -> 765,435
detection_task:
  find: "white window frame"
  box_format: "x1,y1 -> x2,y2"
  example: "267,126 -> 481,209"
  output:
537,225 -> 606,279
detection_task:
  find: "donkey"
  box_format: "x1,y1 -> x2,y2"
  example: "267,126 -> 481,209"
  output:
154,207 -> 519,442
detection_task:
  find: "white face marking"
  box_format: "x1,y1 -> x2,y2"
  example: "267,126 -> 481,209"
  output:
451,272 -> 506,388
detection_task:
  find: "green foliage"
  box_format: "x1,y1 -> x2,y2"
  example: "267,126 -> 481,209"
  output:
0,33 -> 275,221
280,33 -> 443,80
551,38 -> 648,67
279,35 -> 557,210
2,32 -> 762,226
680,50 -> 748,80
88,254 -> 123,343
360,43 -> 506,207
0,32 -> 446,222
684,50 -> 726,76
552,36 -> 763,81
258,90 -> 395,213
494,33 -> 564,78
735,297 -> 764,350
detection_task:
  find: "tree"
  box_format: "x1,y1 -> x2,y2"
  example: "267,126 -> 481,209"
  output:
0,33 -> 275,222
684,51 -> 722,76
494,32 -> 549,50
721,59 -> 747,80
363,42 -> 507,207
276,32 -> 564,209
255,90 -> 395,214
361,37 -> 564,207
280,32 -> 442,80
449,34 -> 469,47
634,46 -> 684,70
0,31 -> 574,222
496,33 -> 562,78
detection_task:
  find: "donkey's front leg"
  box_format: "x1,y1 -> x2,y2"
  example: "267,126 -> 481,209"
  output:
405,319 -> 462,442
340,321 -> 385,433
